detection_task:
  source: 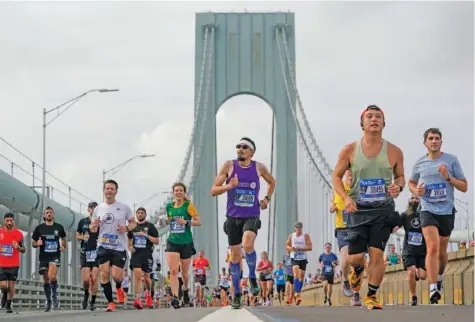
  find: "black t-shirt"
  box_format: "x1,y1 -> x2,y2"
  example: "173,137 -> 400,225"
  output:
76,217 -> 99,251
127,221 -> 158,255
399,211 -> 426,255
32,222 -> 66,261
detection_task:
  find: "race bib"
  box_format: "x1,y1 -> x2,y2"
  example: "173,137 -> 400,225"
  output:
359,178 -> 386,202
100,234 -> 118,247
277,274 -> 284,281
265,273 -> 272,279
45,240 -> 58,253
324,265 -> 333,274
342,210 -> 348,225
220,279 -> 229,287
294,251 -> 305,260
134,235 -> 147,248
408,232 -> 423,246
425,183 -> 447,203
0,245 -> 13,256
170,220 -> 185,234
234,189 -> 256,207
86,250 -> 97,262
196,268 -> 203,275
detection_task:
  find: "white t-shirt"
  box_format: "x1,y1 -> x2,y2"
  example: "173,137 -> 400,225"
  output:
92,201 -> 133,252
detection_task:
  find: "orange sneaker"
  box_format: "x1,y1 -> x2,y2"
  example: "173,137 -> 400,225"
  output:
133,298 -> 143,309
105,302 -> 116,312
116,287 -> 125,304
146,294 -> 153,308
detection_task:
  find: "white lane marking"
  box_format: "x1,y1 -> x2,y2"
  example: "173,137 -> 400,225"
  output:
197,307 -> 263,322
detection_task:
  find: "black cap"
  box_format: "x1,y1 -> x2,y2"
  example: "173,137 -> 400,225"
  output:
4,213 -> 14,219
88,202 -> 98,208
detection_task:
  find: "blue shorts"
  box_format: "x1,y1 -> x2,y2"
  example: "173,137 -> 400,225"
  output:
335,229 -> 349,251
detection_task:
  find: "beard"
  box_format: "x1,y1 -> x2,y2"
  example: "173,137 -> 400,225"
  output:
237,156 -> 246,161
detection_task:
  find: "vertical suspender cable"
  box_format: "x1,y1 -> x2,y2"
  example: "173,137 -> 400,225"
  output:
267,114 -> 276,262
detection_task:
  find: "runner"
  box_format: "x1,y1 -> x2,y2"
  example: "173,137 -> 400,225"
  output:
332,105 -> 405,310
122,270 -> 130,305
0,213 -> 25,313
32,207 -> 67,312
273,262 -> 286,305
384,244 -> 401,266
398,195 -> 427,306
90,179 -> 136,312
408,128 -> 467,304
240,277 -> 250,306
318,243 -> 339,306
192,249 -> 210,307
165,182 -> 201,309
285,221 -> 312,305
329,169 -> 358,304
218,267 -> 231,306
76,201 -> 100,310
211,137 -> 276,309
256,251 -> 273,306
128,207 -> 159,309
282,251 -> 294,305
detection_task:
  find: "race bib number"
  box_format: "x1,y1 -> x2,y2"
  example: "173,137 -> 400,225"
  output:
220,279 -> 229,287
170,220 -> 185,234
45,240 -> 58,253
324,265 -> 333,274
425,183 -> 447,203
100,234 -> 118,247
408,232 -> 423,246
265,273 -> 272,280
196,268 -> 203,275
234,189 -> 256,207
294,251 -> 305,260
342,210 -> 348,225
86,250 -> 97,262
0,245 -> 13,256
359,178 -> 386,202
277,274 -> 284,281
134,235 -> 147,248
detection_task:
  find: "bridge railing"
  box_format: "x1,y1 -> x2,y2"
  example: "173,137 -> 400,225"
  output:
300,248 -> 474,306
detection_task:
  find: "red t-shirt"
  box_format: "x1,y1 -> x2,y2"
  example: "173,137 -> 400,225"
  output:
193,257 -> 210,275
0,227 -> 24,268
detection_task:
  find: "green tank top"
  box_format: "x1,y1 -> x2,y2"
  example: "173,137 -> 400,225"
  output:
166,200 -> 194,245
349,139 -> 393,205
388,253 -> 398,265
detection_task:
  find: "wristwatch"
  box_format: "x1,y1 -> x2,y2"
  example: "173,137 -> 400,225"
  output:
397,185 -> 404,192
264,196 -> 271,201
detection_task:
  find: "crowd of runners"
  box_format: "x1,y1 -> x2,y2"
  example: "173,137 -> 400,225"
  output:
0,105 -> 468,312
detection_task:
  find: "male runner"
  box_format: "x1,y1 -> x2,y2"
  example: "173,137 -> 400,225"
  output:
332,105 -> 405,310
128,207 -> 159,309
408,128 -> 467,304
282,251 -> 294,304
32,207 -> 67,311
90,179 -> 136,312
76,201 -> 99,310
272,263 -> 286,305
192,249 -> 210,307
211,137 -> 275,309
285,221 -> 312,305
318,242 -> 339,306
0,213 -> 25,313
329,169 -> 356,301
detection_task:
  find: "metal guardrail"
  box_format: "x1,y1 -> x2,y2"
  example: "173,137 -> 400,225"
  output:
10,278 -> 135,311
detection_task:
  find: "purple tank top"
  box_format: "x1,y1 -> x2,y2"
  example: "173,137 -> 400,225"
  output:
226,160 -> 261,218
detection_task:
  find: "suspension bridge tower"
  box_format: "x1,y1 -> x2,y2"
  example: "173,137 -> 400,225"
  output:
192,12 -> 298,277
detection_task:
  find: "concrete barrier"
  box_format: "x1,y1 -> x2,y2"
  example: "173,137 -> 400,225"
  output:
300,248 -> 474,306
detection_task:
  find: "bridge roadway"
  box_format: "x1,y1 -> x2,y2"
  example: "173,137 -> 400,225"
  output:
0,305 -> 472,322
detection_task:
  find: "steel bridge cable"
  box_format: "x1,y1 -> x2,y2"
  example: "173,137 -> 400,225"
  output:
0,136 -> 94,202
267,114 -> 276,260
275,28 -> 332,191
280,28 -> 334,181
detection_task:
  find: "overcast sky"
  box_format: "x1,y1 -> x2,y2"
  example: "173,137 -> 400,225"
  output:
0,1 -> 473,271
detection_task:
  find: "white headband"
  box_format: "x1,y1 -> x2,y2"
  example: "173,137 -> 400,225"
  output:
238,139 -> 255,151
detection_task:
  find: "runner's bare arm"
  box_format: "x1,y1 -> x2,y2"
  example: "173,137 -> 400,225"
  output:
257,162 -> 276,199
285,234 -> 293,252
211,161 -> 232,196
300,233 -> 312,251
393,146 -> 405,189
126,216 -> 137,231
332,144 -> 352,200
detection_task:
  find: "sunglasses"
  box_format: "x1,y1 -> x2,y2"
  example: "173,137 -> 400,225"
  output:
236,144 -> 250,150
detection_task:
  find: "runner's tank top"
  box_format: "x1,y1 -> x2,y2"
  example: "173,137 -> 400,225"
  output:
388,253 -> 399,265
290,232 -> 307,261
226,160 -> 260,218
349,139 -> 393,206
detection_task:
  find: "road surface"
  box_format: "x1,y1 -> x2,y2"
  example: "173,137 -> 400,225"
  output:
0,305 -> 472,322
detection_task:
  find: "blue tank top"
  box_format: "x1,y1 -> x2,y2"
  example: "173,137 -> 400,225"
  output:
226,160 -> 260,218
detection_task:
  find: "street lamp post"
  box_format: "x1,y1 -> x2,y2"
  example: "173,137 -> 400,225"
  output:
41,89 -> 119,212
102,154 -> 156,183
